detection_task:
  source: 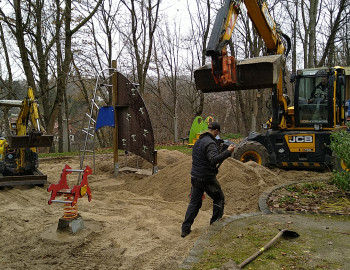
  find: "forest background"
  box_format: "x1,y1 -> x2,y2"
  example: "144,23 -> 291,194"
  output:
0,0 -> 349,152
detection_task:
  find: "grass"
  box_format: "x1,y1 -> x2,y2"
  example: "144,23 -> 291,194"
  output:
39,144 -> 194,158
190,223 -> 304,270
268,180 -> 350,215
220,133 -> 244,140
187,215 -> 349,270
38,148 -> 114,158
277,195 -> 296,205
39,151 -> 80,158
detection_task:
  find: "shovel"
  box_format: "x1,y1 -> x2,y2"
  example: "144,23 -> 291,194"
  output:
238,229 -> 299,269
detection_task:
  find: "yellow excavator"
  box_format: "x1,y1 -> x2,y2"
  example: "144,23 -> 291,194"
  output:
0,87 -> 53,186
194,0 -> 349,170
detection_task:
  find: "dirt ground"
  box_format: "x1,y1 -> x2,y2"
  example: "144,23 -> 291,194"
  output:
0,150 -> 332,270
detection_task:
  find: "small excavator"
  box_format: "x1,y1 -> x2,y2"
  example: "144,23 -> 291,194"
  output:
194,0 -> 349,171
0,86 -> 53,186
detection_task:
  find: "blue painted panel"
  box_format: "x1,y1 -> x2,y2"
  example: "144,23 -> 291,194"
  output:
96,106 -> 115,130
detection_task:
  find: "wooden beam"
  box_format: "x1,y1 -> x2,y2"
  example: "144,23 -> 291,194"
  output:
112,60 -> 119,176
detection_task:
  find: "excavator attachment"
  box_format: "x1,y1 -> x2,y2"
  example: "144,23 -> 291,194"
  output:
194,55 -> 284,93
7,133 -> 53,148
0,170 -> 48,187
0,87 -> 54,186
0,132 -> 53,186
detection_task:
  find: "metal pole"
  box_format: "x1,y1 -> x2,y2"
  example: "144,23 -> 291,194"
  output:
112,60 -> 119,176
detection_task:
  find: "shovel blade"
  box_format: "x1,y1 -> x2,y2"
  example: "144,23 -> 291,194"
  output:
7,134 -> 53,148
282,229 -> 300,239
194,54 -> 284,93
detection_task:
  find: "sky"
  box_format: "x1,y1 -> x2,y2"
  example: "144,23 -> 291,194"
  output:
161,0 -> 195,27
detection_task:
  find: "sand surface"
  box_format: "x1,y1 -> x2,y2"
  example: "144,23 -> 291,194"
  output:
0,150 -> 331,269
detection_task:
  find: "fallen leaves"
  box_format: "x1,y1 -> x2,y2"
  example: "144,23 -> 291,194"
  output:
268,181 -> 350,215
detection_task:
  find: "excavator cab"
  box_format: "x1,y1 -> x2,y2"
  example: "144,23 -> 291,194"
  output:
294,67 -> 347,130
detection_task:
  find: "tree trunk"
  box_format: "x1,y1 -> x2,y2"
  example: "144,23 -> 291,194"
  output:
292,0 -> 298,74
13,0 -> 36,91
64,90 -> 71,152
58,107 -> 63,153
317,0 -> 347,67
307,0 -> 319,68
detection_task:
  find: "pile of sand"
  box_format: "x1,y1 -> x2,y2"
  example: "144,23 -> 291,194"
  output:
92,149 -> 187,175
119,150 -> 291,215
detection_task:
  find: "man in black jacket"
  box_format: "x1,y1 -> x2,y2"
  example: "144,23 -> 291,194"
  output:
181,122 -> 235,238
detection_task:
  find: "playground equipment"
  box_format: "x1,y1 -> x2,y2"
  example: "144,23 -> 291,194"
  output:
47,165 -> 92,233
188,116 -> 214,146
84,63 -> 158,175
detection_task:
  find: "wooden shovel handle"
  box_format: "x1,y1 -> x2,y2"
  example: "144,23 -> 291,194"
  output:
238,230 -> 284,268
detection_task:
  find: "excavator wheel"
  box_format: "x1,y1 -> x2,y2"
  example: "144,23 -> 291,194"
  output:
233,140 -> 269,166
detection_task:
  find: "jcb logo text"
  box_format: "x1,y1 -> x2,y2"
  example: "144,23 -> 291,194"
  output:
288,136 -> 313,143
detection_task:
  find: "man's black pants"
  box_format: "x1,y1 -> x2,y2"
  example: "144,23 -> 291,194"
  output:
182,176 -> 225,232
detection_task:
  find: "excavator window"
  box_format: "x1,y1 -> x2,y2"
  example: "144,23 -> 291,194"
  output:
336,74 -> 346,125
295,74 -> 333,127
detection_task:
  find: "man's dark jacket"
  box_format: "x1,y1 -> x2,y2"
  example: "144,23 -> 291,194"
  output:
191,132 -> 232,179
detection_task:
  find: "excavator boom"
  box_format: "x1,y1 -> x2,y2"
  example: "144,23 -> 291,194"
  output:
7,87 -> 53,149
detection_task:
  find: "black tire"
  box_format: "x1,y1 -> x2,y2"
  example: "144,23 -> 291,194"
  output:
233,140 -> 269,166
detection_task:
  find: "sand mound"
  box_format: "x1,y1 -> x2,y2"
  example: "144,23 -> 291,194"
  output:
119,150 -> 289,215
93,149 -> 187,174
156,149 -> 187,168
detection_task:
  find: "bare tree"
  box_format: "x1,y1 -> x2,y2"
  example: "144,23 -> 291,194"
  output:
317,0 -> 349,66
0,0 -> 102,152
297,0 -> 321,68
0,22 -> 14,137
280,0 -> 299,73
152,21 -> 183,142
119,0 -> 160,96
185,0 -> 213,117
52,0 -> 102,152
342,9 -> 350,65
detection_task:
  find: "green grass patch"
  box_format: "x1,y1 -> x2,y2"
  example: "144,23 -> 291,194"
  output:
39,148 -> 115,158
285,182 -> 327,193
39,151 -> 80,158
186,215 -> 348,270
39,144 -> 193,158
278,195 -> 296,204
300,181 -> 327,191
220,133 -> 243,140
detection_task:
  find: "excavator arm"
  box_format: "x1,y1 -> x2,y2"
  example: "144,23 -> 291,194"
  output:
8,87 -> 52,148
244,0 -> 285,55
15,87 -> 41,136
194,0 -> 291,130
5,87 -> 53,174
205,0 -> 241,85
